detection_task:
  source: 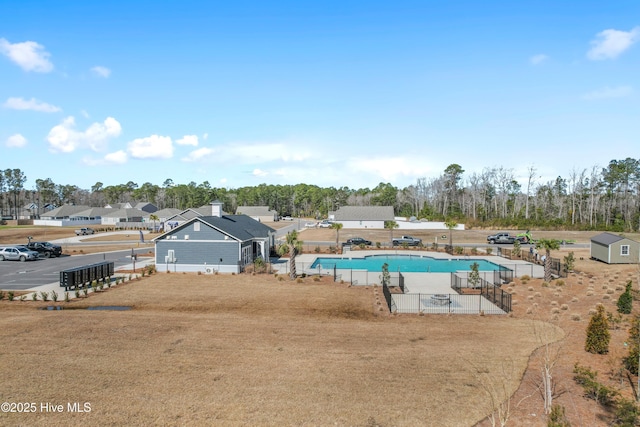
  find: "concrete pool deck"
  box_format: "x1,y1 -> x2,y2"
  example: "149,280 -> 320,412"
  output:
281,250 -> 544,283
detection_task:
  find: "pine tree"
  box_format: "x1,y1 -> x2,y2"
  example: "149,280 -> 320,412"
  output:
617,280 -> 633,314
624,315 -> 640,375
585,305 -> 610,354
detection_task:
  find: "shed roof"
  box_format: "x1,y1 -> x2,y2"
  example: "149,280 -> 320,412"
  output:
591,232 -> 629,246
329,206 -> 394,221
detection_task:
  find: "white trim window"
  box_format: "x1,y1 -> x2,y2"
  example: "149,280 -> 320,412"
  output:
621,245 -> 630,256
194,222 -> 200,232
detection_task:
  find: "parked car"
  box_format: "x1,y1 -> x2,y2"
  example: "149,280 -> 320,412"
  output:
26,241 -> 63,258
346,237 -> 372,246
318,220 -> 333,228
392,235 -> 422,246
486,232 -> 526,244
75,227 -> 95,236
0,246 -> 40,261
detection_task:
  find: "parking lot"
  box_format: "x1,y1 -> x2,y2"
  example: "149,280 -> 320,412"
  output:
0,248 -> 151,291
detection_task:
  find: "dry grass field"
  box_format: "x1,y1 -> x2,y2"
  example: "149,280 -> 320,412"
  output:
2,225 -> 640,425
0,273 -> 562,426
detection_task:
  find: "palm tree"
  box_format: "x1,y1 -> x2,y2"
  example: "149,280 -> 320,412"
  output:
330,222 -> 343,252
278,230 -> 303,279
536,238 -> 561,282
149,214 -> 159,233
384,220 -> 398,247
444,219 -> 458,254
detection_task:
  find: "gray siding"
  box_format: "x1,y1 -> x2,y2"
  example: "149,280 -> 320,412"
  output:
156,240 -> 240,267
168,221 -> 228,240
590,241 -> 609,263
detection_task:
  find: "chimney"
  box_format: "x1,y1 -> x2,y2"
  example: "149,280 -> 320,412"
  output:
211,200 -> 223,217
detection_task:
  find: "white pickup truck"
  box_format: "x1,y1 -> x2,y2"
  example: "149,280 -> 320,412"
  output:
75,227 -> 95,236
0,246 -> 40,261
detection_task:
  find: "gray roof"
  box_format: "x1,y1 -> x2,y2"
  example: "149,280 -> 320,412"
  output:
591,232 -> 631,245
329,206 -> 394,221
155,215 -> 274,242
101,208 -> 148,218
70,207 -> 115,218
235,206 -> 277,216
149,208 -> 182,219
40,205 -> 91,218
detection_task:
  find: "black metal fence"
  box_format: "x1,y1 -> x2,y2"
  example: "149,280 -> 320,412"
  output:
60,261 -> 114,291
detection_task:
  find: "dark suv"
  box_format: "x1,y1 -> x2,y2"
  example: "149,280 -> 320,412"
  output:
346,237 -> 372,246
26,241 -> 63,258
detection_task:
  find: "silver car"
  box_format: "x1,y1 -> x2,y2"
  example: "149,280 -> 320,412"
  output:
0,246 -> 40,261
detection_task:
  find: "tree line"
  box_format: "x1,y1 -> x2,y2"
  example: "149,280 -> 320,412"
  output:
1,157 -> 639,231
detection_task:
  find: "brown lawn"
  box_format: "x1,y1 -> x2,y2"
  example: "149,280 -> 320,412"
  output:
0,273 -> 561,426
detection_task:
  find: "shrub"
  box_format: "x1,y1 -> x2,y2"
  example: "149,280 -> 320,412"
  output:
31,292 -> 38,301
376,242 -> 381,248
75,289 -> 80,299
314,246 -> 321,253
624,315 -> 640,375
82,288 -> 88,297
573,363 -> 618,407
40,291 -> 49,302
547,404 -> 571,427
555,279 -> 565,287
563,252 -> 575,273
454,246 -> 464,255
617,280 -> 633,314
51,290 -> 58,302
64,292 -> 70,303
486,248 -> 493,255
8,291 -> 15,301
614,397 -> 639,427
520,275 -> 531,281
0,290 -> 4,300
585,305 -> 610,354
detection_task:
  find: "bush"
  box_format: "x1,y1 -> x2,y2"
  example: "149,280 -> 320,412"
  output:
617,280 -> 633,314
624,315 -> 640,375
585,305 -> 610,354
40,291 -> 49,302
51,290 -> 58,302
547,404 -> 571,427
8,291 -> 14,301
614,397 -> 640,426
573,363 -> 618,407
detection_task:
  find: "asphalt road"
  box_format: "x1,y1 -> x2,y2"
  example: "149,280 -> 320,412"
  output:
0,248 -> 151,291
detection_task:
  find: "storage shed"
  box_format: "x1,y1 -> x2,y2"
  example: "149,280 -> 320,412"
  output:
590,232 -> 640,264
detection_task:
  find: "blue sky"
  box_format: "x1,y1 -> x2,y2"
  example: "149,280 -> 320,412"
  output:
1,1 -> 638,191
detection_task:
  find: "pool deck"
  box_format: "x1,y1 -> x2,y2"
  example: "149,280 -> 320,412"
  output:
286,250 -> 544,281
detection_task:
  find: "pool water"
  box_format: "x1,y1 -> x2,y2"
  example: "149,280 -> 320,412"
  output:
310,254 -> 504,273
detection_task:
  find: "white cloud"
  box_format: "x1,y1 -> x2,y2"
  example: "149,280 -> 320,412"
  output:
587,27 -> 640,60
3,97 -> 61,113
176,135 -> 199,146
0,38 -> 53,72
182,147 -> 214,162
181,140 -> 314,164
582,85 -> 633,100
127,135 -> 173,159
203,133 -> 209,140
253,168 -> 268,177
529,54 -> 548,65
104,150 -> 128,164
6,133 -> 27,148
47,116 -> 122,153
91,66 -> 111,78
80,110 -> 90,118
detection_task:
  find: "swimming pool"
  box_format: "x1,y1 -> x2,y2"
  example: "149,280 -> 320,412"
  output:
309,254 -> 505,273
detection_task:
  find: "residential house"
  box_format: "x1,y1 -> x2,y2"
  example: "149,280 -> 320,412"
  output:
153,201 -> 275,273
328,206 -> 395,229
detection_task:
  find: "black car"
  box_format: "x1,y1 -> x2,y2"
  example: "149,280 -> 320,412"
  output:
26,241 -> 63,258
346,237 -> 372,246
